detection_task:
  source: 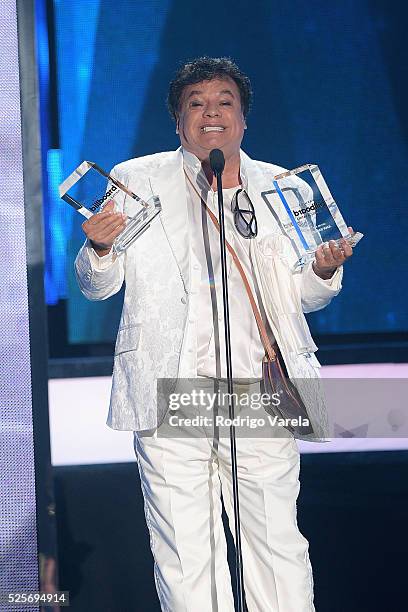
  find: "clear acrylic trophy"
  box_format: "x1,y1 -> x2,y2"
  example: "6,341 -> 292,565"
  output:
269,164 -> 363,269
59,161 -> 162,255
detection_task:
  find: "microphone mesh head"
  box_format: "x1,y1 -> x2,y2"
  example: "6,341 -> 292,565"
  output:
209,149 -> 225,175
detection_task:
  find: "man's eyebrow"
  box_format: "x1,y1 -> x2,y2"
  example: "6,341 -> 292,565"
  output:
186,90 -> 203,98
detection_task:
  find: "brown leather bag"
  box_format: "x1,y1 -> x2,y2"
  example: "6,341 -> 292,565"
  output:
184,171 -> 314,436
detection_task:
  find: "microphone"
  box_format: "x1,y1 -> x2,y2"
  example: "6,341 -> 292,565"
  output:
209,148 -> 225,176
208,147 -> 244,611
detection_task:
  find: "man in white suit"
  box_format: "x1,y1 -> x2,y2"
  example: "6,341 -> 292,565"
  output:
75,57 -> 352,611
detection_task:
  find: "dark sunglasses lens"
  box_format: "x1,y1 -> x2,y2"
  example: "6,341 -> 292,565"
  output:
234,210 -> 251,235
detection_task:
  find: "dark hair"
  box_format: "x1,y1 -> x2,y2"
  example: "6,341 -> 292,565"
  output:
167,56 -> 253,121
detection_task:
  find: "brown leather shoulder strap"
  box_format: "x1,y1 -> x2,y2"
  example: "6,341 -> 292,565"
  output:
184,170 -> 276,361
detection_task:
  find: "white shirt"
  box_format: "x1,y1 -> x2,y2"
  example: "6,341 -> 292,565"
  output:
183,149 -> 269,379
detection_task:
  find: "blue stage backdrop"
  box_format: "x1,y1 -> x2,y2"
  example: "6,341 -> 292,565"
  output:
38,0 -> 408,346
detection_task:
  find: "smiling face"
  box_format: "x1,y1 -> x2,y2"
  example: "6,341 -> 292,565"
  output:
176,77 -> 246,162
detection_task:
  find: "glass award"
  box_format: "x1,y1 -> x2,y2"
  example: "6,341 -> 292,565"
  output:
270,164 -> 363,269
58,161 -> 162,255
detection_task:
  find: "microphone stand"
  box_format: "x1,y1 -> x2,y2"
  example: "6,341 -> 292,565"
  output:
210,149 -> 245,612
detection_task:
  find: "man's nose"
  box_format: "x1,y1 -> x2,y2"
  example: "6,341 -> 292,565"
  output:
204,104 -> 220,117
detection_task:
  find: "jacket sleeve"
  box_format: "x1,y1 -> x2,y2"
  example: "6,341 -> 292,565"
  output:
300,261 -> 343,313
74,239 -> 125,301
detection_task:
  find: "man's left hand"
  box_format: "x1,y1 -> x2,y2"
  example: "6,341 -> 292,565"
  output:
312,226 -> 354,280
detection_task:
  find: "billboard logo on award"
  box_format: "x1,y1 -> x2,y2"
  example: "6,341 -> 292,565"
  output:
89,184 -> 118,212
292,200 -> 325,217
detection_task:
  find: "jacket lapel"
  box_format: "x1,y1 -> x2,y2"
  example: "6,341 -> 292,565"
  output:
150,148 -> 190,293
241,151 -> 283,239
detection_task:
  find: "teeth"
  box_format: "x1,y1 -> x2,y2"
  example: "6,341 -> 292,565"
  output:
202,126 -> 224,132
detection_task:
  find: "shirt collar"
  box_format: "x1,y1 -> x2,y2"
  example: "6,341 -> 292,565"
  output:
181,147 -> 249,191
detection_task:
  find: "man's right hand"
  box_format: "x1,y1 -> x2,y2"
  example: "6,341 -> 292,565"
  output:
82,200 -> 127,257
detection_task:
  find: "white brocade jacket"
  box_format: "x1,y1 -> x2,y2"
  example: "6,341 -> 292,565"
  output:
75,148 -> 343,440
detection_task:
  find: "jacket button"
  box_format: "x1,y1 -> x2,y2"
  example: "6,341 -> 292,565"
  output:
181,296 -> 187,304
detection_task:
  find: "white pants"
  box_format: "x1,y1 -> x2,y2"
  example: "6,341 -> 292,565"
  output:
133,391 -> 315,611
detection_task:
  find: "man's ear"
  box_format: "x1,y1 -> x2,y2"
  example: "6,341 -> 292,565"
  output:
175,117 -> 179,135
